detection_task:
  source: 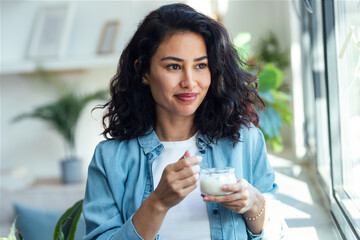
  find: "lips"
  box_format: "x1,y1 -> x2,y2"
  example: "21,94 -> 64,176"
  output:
175,93 -> 198,102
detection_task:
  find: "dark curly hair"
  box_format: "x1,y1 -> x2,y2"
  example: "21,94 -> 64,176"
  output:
98,3 -> 264,145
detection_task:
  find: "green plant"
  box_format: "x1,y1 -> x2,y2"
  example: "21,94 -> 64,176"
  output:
54,200 -> 83,240
2,200 -> 83,240
234,32 -> 292,152
255,32 -> 290,70
0,217 -> 23,240
14,86 -> 107,158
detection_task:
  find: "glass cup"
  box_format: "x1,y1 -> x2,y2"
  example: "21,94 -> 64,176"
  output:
200,167 -> 237,195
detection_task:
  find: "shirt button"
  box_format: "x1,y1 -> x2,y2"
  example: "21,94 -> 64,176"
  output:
213,210 -> 218,214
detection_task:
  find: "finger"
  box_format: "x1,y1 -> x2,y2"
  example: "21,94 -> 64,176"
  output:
176,150 -> 191,163
182,150 -> 191,159
176,164 -> 200,180
203,192 -> 245,203
219,202 -> 248,214
173,155 -> 202,171
173,181 -> 198,199
222,179 -> 248,193
220,201 -> 247,209
175,172 -> 199,189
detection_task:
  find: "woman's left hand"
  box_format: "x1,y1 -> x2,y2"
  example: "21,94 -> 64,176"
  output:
202,179 -> 264,216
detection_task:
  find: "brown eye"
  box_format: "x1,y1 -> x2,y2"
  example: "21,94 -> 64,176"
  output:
168,64 -> 181,70
196,63 -> 208,69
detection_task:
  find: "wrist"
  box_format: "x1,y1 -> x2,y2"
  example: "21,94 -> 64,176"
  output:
243,194 -> 265,221
148,192 -> 170,214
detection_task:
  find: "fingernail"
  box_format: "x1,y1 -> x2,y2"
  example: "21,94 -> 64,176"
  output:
195,173 -> 200,180
197,156 -> 202,162
203,196 -> 209,201
192,165 -> 200,173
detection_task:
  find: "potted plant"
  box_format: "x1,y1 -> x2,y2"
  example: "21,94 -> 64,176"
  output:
0,217 -> 23,240
2,200 -> 83,240
14,81 -> 107,184
234,32 -> 292,153
53,200 -> 83,240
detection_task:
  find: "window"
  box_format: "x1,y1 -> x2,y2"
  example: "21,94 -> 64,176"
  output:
302,0 -> 360,238
333,0 -> 360,236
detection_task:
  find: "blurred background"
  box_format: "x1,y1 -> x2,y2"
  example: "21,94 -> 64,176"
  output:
1,0 -> 359,239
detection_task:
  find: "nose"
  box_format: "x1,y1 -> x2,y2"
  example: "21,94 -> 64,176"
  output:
180,69 -> 196,89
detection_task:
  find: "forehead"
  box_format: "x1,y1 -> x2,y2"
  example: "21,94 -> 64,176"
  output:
153,32 -> 207,58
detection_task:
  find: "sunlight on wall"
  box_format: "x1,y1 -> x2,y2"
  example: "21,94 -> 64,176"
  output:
291,41 -> 306,159
288,227 -> 319,240
186,0 -> 228,19
186,0 -> 212,16
270,153 -> 337,239
289,0 -> 306,159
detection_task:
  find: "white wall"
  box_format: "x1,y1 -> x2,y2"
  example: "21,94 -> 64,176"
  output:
224,0 -> 291,53
1,0 -> 172,64
1,1 -> 174,186
1,0 -> 293,186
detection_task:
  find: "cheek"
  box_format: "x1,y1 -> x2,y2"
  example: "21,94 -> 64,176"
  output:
149,75 -> 173,96
200,74 -> 211,90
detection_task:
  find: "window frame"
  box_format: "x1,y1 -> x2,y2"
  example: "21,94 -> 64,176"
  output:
301,0 -> 360,238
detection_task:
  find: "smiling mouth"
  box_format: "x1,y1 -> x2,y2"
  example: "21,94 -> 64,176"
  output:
175,93 -> 198,102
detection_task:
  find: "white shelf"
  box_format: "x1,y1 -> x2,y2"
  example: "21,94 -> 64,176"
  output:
0,55 -> 120,75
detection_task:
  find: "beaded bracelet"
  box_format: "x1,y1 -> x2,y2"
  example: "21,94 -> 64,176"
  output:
243,198 -> 266,221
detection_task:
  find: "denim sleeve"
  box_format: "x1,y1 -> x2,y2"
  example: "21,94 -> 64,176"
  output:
247,228 -> 265,240
251,128 -> 278,196
83,143 -> 144,240
247,129 -> 287,239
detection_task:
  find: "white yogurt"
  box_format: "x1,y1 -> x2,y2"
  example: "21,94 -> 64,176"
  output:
200,168 -> 237,195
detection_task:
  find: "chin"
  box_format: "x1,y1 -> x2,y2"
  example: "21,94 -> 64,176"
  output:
175,108 -> 197,117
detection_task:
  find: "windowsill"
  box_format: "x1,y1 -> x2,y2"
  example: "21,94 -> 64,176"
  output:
269,154 -> 341,239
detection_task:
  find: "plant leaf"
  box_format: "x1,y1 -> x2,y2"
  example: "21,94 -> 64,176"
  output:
269,135 -> 284,153
16,230 -> 23,240
233,32 -> 252,61
13,89 -> 107,156
270,89 -> 291,102
268,100 -> 292,126
255,31 -> 290,69
6,216 -> 18,240
58,225 -> 65,240
258,91 -> 275,104
259,106 -> 282,139
258,63 -> 283,91
54,199 -> 83,240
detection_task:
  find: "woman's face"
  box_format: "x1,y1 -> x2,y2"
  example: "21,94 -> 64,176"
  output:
143,32 -> 211,121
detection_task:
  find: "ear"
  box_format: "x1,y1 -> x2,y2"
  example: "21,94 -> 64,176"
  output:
134,59 -> 140,71
142,74 -> 149,85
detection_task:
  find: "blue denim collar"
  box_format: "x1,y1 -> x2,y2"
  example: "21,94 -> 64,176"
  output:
137,127 -> 211,154
137,128 -> 161,154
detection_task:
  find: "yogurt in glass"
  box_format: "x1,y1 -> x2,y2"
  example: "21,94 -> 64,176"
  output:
200,167 -> 237,195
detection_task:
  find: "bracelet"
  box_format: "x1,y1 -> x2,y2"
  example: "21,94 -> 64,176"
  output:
243,198 -> 266,221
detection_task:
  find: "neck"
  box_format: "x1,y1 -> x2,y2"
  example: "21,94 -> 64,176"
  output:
155,116 -> 196,142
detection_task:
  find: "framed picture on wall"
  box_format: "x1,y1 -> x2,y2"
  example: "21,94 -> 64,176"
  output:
97,21 -> 120,54
27,4 -> 75,59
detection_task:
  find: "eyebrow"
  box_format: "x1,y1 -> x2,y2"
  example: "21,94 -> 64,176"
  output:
161,56 -> 208,62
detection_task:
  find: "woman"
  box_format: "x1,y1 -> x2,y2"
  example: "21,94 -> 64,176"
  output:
84,3 -> 286,240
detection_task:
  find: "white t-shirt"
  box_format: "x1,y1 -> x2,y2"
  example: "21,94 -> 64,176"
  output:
152,134 -> 211,240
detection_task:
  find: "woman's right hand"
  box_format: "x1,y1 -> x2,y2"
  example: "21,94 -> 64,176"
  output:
152,150 -> 202,210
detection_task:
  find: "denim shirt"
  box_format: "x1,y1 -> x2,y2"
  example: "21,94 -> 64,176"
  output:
83,126 -> 283,240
